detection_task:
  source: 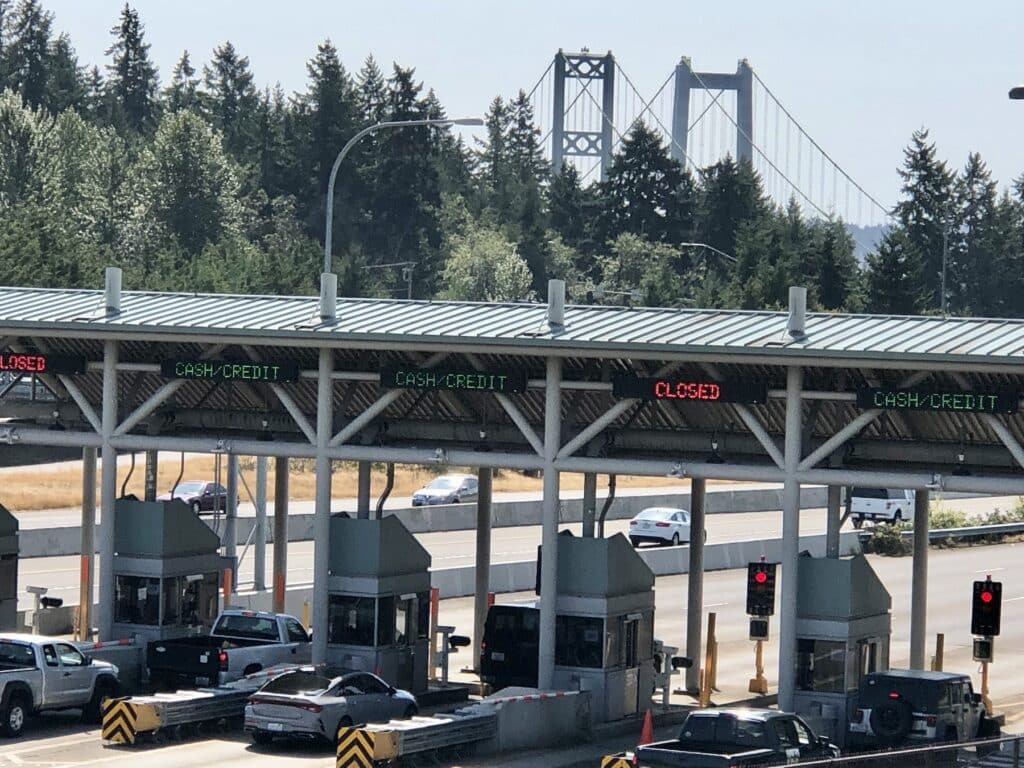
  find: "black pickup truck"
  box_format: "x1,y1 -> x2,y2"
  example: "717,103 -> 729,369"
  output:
609,709 -> 840,768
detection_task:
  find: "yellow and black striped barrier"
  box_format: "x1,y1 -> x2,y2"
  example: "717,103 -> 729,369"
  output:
601,754 -> 634,768
336,725 -> 375,768
101,697 -> 160,745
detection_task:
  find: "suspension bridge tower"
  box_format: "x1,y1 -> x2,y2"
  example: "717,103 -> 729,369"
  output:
551,49 -> 616,179
671,57 -> 754,165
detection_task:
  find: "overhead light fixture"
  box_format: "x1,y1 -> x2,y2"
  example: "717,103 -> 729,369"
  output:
707,434 -> 724,464
666,462 -> 684,479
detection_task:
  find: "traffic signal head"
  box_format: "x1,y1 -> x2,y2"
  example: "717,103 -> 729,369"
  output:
971,579 -> 1002,637
746,562 -> 777,616
749,618 -> 769,641
972,637 -> 994,663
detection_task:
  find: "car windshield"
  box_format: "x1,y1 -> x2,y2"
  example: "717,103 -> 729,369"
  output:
425,477 -> 459,490
214,614 -> 279,641
260,671 -> 331,696
174,482 -> 205,494
636,508 -> 676,521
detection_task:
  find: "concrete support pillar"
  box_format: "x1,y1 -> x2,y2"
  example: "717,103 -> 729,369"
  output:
599,54 -> 615,181
357,461 -> 371,519
826,485 -> 842,559
225,454 -> 238,592
473,467 -> 493,671
551,51 -> 566,173
736,59 -> 754,164
98,339 -> 118,640
685,477 -> 706,692
671,57 -> 693,166
312,348 -> 333,665
79,446 -> 97,639
144,450 -> 158,501
538,356 -> 562,690
581,473 -> 597,538
910,489 -> 930,669
272,457 -> 289,614
778,365 -> 803,713
254,456 -> 268,592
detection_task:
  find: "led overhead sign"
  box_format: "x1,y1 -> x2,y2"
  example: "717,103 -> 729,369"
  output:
0,352 -> 85,376
856,387 -> 1018,415
160,359 -> 300,383
613,375 -> 768,404
380,365 -> 527,394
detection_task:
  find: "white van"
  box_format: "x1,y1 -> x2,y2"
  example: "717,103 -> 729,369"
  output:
850,487 -> 914,527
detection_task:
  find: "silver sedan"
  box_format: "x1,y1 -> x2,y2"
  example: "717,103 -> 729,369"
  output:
244,669 -> 418,746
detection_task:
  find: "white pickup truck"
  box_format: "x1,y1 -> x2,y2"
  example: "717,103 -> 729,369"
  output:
0,634 -> 121,737
146,610 -> 312,689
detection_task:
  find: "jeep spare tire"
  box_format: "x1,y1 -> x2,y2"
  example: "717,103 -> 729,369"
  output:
870,700 -> 913,743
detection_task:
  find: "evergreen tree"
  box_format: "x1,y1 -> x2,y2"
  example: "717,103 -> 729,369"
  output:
865,229 -> 926,315
81,65 -> 105,123
47,33 -> 85,114
105,3 -> 159,133
892,128 -> 955,311
164,49 -> 198,112
951,152 -> 998,315
254,85 -> 290,202
813,217 -> 859,311
989,192 -> 1024,317
355,54 -> 386,124
597,121 -> 693,245
201,41 -> 258,159
696,156 -> 768,271
0,0 -> 10,85
3,0 -> 52,109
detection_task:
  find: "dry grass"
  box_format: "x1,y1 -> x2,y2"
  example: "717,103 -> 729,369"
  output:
2,454 -> 754,512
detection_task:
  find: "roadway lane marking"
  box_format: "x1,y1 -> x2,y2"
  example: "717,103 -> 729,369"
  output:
1004,596 -> 1024,602
706,603 -> 729,608
975,567 -> 1005,573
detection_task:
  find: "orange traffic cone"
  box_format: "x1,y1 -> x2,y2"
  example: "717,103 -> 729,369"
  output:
639,708 -> 654,746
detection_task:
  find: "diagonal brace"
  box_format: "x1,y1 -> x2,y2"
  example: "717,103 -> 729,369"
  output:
465,353 -> 544,456
702,362 -> 784,469
952,373 -> 1024,471
242,345 -> 315,443
23,340 -> 101,433
798,370 -> 929,471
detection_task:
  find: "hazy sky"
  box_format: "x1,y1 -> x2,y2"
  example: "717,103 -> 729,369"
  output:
43,1 -> 1024,211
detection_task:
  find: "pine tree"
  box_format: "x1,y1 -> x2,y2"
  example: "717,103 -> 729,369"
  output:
47,33 -> 85,114
164,49 -> 198,112
696,156 -> 768,271
81,65 -> 105,123
105,3 -> 159,133
951,152 -> 998,315
0,0 -> 11,85
4,0 -> 53,109
813,217 -> 859,311
254,85 -> 290,202
865,229 -> 926,315
201,41 -> 258,159
892,129 -> 955,311
355,54 -> 386,124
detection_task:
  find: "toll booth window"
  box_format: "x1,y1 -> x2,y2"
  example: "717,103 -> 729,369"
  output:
114,575 -> 160,625
176,573 -> 218,629
856,639 -> 878,687
328,595 -> 375,646
796,639 -> 846,693
416,592 -> 430,640
554,615 -> 603,668
161,577 -> 179,626
376,596 -> 396,646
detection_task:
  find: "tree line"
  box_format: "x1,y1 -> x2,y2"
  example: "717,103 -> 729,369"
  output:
0,0 -> 1022,317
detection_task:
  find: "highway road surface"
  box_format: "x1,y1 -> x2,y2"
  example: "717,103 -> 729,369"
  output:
3,541 -> 1024,767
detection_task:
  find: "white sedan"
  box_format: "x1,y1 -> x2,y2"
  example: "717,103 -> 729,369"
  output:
628,507 -> 693,547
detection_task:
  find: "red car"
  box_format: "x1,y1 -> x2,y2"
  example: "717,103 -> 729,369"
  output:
156,480 -> 236,514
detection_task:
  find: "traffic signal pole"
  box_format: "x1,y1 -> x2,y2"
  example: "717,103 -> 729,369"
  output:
910,489 -> 930,669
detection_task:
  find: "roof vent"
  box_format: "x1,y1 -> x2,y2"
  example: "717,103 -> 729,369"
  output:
104,267 -> 122,316
787,286 -> 807,339
320,272 -> 337,322
547,279 -> 565,329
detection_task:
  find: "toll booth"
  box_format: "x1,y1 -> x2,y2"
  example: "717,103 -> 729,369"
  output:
111,498 -> 227,643
792,554 -> 892,748
549,533 -> 656,722
326,515 -> 431,694
0,504 -> 16,630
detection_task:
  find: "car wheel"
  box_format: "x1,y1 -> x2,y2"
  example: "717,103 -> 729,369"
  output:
83,677 -> 119,723
243,664 -> 262,677
630,538 -> 641,548
892,510 -> 902,524
670,532 -> 680,547
853,517 -> 863,529
1,693 -> 28,738
252,730 -> 274,746
403,704 -> 417,719
869,700 -> 913,745
191,501 -> 201,514
451,497 -> 460,504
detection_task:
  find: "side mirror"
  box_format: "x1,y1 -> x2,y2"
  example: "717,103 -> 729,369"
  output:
388,685 -> 397,695
971,693 -> 982,704
671,656 -> 693,670
84,655 -> 93,665
449,635 -> 471,651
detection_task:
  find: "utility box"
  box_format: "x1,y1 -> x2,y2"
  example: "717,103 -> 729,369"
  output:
111,498 -> 228,643
326,515 -> 431,694
792,554 -> 892,749
0,504 -> 17,630
549,533 -> 656,722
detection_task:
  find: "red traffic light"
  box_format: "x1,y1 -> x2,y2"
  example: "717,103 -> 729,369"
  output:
980,590 -> 994,604
754,571 -> 768,584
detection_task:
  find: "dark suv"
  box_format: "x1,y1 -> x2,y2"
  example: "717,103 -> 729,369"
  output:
848,669 -> 999,748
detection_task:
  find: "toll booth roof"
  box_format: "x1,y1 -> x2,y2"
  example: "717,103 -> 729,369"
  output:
556,533 -> 654,598
0,504 -> 17,536
114,498 -> 221,558
796,554 -> 891,620
329,515 -> 431,577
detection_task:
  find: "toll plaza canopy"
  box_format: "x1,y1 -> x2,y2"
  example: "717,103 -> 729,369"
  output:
0,275 -> 1023,713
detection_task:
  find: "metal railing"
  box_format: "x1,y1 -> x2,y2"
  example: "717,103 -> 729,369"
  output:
859,522 -> 1024,544
799,735 -> 1021,768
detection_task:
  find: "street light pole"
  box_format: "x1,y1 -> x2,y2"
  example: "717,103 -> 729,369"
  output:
323,117 -> 483,275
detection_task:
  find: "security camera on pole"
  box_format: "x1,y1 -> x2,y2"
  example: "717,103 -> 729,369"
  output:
970,575 -> 1001,713
746,556 -> 777,695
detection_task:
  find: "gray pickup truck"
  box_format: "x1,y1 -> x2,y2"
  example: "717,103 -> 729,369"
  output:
147,610 -> 312,689
0,634 -> 121,737
609,709 -> 839,768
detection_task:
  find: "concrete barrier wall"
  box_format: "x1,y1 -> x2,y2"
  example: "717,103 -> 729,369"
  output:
477,691 -> 593,754
230,531 -> 863,613
16,485 -> 829,558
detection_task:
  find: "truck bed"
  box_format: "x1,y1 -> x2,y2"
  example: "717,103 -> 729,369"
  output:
147,636 -> 271,685
635,740 -> 781,768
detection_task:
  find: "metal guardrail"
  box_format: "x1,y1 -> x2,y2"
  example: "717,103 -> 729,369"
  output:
857,521 -> 1024,542
337,709 -> 498,766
